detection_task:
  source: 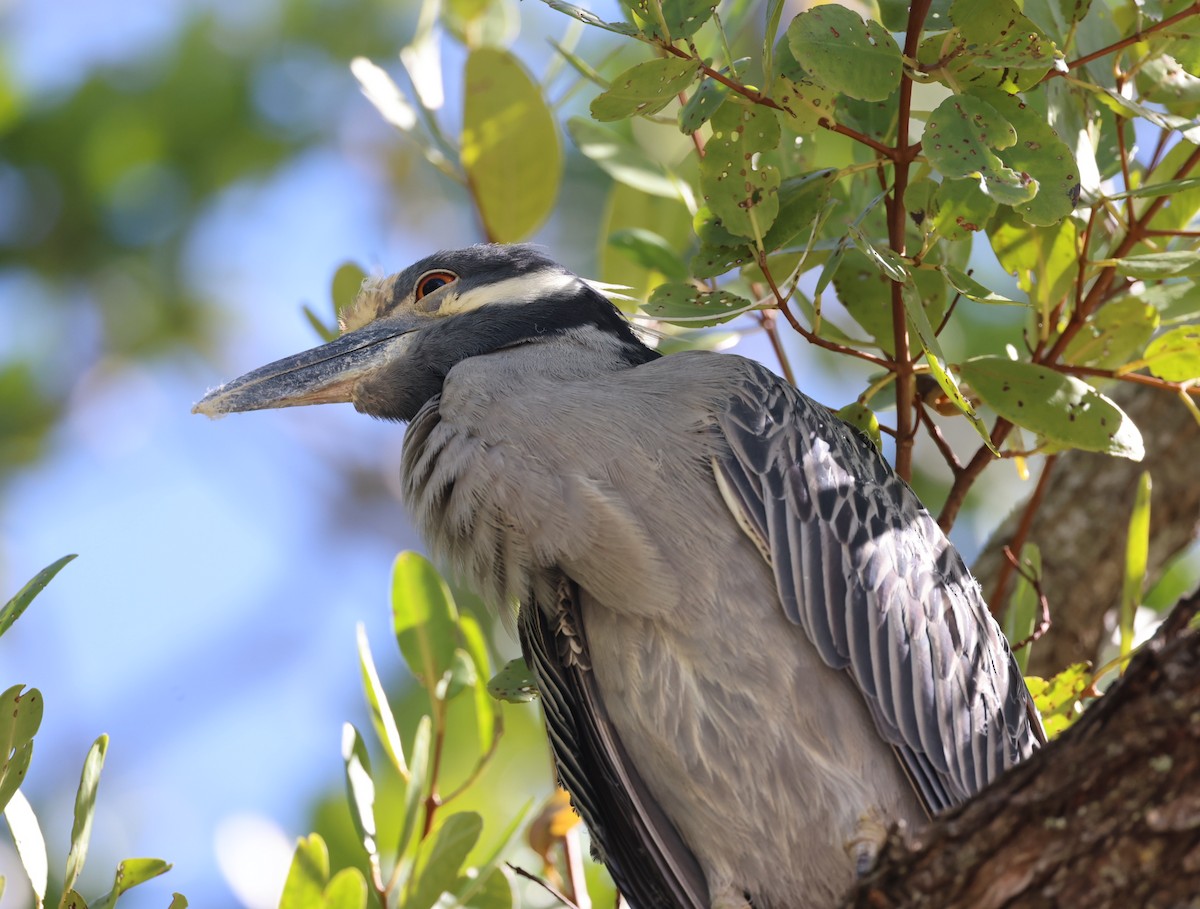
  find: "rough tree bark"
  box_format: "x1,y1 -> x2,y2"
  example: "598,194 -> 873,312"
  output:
843,589 -> 1200,909
972,383 -> 1200,677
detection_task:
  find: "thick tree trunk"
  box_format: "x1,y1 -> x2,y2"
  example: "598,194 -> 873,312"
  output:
972,383 -> 1200,677
843,590 -> 1200,909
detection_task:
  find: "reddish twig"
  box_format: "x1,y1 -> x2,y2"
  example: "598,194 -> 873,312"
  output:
1001,545 -> 1053,651
1051,2 -> 1200,78
916,401 -> 964,475
989,455 -> 1059,612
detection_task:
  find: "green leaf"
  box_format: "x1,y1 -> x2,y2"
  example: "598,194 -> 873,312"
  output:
568,118 -> 685,200
924,95 -> 1037,206
340,724 -> 378,864
397,716 -> 432,861
679,76 -> 729,134
462,48 -> 561,242
947,0 -> 1062,89
988,210 -> 1077,311
1140,325 -> 1200,382
1121,471 -> 1153,663
932,174 -> 998,240
786,6 -> 902,102
1026,662 -> 1089,738
435,649 -> 478,701
1062,297 -> 1159,370
941,266 -> 1023,304
534,0 -> 639,35
658,0 -> 720,38
608,228 -> 688,282
771,76 -> 836,133
330,263 -> 367,327
4,790 -> 47,907
302,305 -> 339,344
837,402 -> 882,451
1004,543 -> 1042,674
391,552 -> 460,692
110,858 -> 171,899
167,895 -> 187,909
1110,250 -> 1200,279
59,889 -> 87,909
762,169 -> 837,251
902,279 -> 995,450
0,685 -> 44,815
699,102 -> 780,240
599,183 -> 694,294
643,284 -> 756,326
462,867 -> 512,909
457,614 -> 499,753
590,57 -> 700,122
323,869 -> 367,909
356,624 -> 408,779
691,243 -> 755,280
1105,176 -> 1200,200
0,554 -> 76,640
966,90 -> 1080,225
65,735 -> 109,894
279,834 -> 330,909
404,812 -> 484,909
487,658 -> 539,703
958,356 -> 1144,459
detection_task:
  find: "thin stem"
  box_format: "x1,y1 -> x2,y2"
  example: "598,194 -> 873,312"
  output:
759,310 -> 797,385
916,402 -> 963,475
938,418 -> 1013,530
1053,363 -> 1200,396
989,454 -> 1058,612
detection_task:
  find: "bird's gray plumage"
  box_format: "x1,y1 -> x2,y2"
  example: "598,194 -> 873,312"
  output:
195,244 -> 1043,909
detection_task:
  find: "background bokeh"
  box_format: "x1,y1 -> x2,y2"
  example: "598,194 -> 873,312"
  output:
0,0 -> 1087,905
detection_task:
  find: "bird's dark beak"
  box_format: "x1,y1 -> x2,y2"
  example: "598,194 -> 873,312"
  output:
192,318 -> 419,417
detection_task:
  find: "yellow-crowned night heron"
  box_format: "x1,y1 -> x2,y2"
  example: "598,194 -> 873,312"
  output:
195,244 -> 1042,909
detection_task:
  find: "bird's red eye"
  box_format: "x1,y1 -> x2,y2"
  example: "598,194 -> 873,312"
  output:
416,270 -> 456,300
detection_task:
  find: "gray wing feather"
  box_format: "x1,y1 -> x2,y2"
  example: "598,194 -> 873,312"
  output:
519,581 -> 709,909
713,366 -> 1042,813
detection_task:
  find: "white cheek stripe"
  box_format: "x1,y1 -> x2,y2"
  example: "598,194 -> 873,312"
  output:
438,269 -> 580,315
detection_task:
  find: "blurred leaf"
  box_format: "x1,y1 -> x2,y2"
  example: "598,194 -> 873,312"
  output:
1004,543 -> 1042,674
323,870 -> 367,909
699,102 -> 780,240
959,356 -> 1144,459
0,685 -> 44,815
657,0 -> 720,38
590,57 -> 700,122
568,118 -> 684,200
350,57 -> 418,131
457,614 -> 499,753
461,867 -> 512,909
279,834 -> 330,909
836,402 -> 882,451
452,801 -> 533,906
487,658 -> 539,703
330,263 -> 367,326
391,552 -> 460,692
59,890 -> 87,909
1110,251 -> 1200,279
643,284 -> 756,326
1063,297 -> 1159,370
340,724 -> 378,865
91,858 -> 171,909
302,305 -> 339,344
988,210 -> 1078,311
527,789 -> 580,864
786,6 -> 902,102
4,790 -> 47,907
1139,325 -> 1200,381
435,649 -> 478,701
608,228 -> 688,282
356,623 -> 409,779
0,554 -> 77,640
1026,662 -> 1089,738
1106,176 -> 1200,200
397,716 -> 432,861
462,48 -> 561,241
1120,472 -> 1153,664
536,0 -> 639,35
925,95 -> 1037,205
404,812 -> 483,909
941,266 -> 1022,304
167,895 -> 187,909
65,735 -> 109,894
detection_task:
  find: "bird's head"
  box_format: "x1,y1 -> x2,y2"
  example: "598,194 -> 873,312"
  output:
193,244 -> 654,422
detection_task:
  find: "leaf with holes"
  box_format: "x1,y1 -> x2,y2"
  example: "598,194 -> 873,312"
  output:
699,102 -> 780,240
488,658 -> 539,703
0,685 -> 43,815
970,89 -> 1079,225
462,48 -> 561,242
643,284 -> 756,326
772,76 -> 836,133
1140,326 -> 1200,382
659,0 -> 720,38
925,95 -> 1036,205
949,0 -> 1063,87
679,76 -> 729,134
933,178 -> 998,240
691,244 -> 755,280
1063,297 -> 1159,370
590,57 -> 700,122
959,356 -> 1144,459
785,6 -> 902,102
